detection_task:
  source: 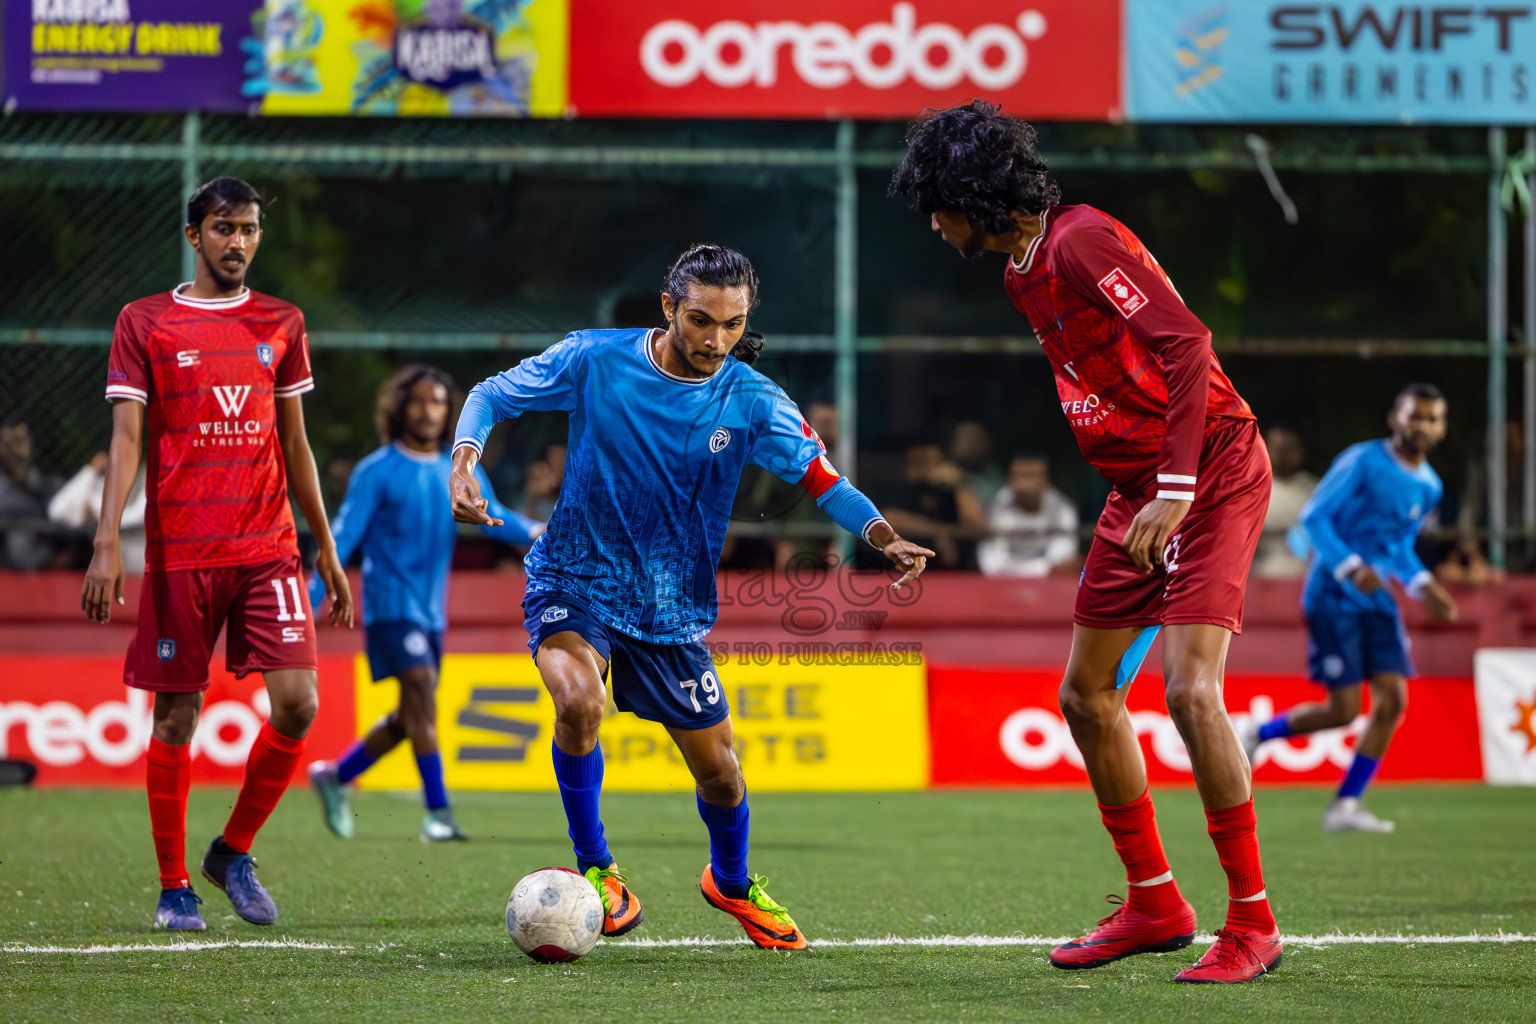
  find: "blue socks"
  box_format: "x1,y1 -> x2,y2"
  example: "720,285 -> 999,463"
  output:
1338,752 -> 1381,799
334,741 -> 377,785
1257,715 -> 1293,743
416,752 -> 449,811
697,793 -> 751,899
552,741 -> 613,872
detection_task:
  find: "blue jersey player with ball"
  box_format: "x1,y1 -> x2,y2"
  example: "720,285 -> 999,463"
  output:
1242,384 -> 1457,832
450,245 -> 932,948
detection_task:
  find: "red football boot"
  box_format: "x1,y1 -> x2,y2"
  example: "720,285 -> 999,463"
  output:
1174,926 -> 1284,983
1050,895 -> 1198,970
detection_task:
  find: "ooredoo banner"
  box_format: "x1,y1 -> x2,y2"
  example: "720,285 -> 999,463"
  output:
568,0 -> 1122,120
929,666 -> 1483,785
353,652 -> 929,792
0,655 -> 356,785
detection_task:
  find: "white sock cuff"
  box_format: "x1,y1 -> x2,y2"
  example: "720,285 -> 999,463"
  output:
1231,889 -> 1268,903
1130,870 -> 1174,887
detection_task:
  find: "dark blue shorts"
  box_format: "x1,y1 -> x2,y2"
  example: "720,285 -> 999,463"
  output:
1305,604 -> 1413,687
365,620 -> 443,683
523,590 -> 729,731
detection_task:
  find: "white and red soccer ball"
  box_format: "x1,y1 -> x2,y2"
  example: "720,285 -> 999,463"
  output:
506,867 -> 605,963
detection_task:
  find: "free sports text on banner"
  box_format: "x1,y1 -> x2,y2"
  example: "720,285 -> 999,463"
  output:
1126,0 -> 1536,124
352,653 -> 929,792
568,0 -> 1122,120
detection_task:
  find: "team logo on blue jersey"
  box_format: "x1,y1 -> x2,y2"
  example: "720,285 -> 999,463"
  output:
709,427 -> 731,453
403,631 -> 429,657
157,638 -> 176,662
255,343 -> 275,367
541,607 -> 568,624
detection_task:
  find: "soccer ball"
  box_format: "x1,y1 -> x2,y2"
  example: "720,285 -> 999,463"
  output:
506,867 -> 605,963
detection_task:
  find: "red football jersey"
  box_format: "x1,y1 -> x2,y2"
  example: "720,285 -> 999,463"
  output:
105,287 -> 314,572
1004,204 -> 1254,500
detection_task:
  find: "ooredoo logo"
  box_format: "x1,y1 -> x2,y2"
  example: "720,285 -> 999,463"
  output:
639,3 -> 1050,91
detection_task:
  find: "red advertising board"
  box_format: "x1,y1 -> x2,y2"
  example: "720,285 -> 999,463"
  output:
929,667 -> 1483,786
0,656 -> 355,786
569,1 -> 1122,121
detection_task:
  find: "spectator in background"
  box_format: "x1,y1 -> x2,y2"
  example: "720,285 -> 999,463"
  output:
772,399 -> 843,570
948,420 -> 1006,505
1253,425 -> 1317,578
882,440 -> 985,568
48,451 -> 149,574
1439,418 -> 1524,583
978,453 -> 1080,577
519,440 -> 566,522
0,415 -> 66,570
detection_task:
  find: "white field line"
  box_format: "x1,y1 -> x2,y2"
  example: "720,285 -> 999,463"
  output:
6,933 -> 1534,955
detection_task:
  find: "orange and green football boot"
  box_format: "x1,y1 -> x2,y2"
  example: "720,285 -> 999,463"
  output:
700,865 -> 807,950
584,863 -> 644,937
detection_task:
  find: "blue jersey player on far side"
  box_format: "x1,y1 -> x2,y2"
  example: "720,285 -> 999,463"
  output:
308,366 -> 542,843
1242,384 -> 1457,832
449,245 -> 933,949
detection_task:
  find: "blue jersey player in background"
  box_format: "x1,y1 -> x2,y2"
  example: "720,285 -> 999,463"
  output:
1242,384 -> 1457,833
450,245 -> 932,948
308,366 -> 542,843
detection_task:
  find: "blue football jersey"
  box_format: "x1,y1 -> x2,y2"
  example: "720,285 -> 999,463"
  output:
308,443 -> 539,632
456,329 -> 828,644
1298,439 -> 1443,614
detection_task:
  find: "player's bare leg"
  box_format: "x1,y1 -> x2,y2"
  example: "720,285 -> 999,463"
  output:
1052,624 -> 1196,970
1322,673 -> 1406,833
148,692 -> 205,930
392,665 -> 462,841
535,632 -> 642,935
671,718 -> 806,950
1159,624 -> 1282,983
203,668 -> 316,926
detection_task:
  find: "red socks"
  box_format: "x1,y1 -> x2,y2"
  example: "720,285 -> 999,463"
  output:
1206,798 -> 1277,932
146,738 -> 192,890
222,723 -> 305,854
1099,790 -> 1185,917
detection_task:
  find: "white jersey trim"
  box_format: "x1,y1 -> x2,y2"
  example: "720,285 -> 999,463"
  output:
1155,489 -> 1195,502
273,377 -> 315,398
393,442 -> 444,464
1334,552 -> 1365,582
1157,473 -> 1197,485
105,384 -> 148,404
644,327 -> 714,386
1009,207 -> 1052,275
171,284 -> 252,309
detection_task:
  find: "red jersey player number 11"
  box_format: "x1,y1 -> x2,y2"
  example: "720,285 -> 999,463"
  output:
81,176 -> 353,935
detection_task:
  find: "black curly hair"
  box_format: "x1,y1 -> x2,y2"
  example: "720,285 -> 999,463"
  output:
888,100 -> 1061,233
375,364 -> 455,446
662,244 -> 764,365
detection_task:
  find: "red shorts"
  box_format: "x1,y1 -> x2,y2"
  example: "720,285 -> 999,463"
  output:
1075,419 -> 1271,634
124,555 -> 319,693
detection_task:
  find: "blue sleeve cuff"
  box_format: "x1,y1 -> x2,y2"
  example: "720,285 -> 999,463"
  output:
815,478 -> 885,545
453,386 -> 499,454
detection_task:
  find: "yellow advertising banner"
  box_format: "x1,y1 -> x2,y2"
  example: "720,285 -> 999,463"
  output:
353,653 -> 928,792
250,0 -> 566,117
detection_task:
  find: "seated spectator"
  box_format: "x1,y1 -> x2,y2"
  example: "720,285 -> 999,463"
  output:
977,454 -> 1080,578
770,399 -> 842,570
1253,425 -> 1316,578
1438,419 -> 1521,583
0,415 -> 66,570
47,451 -> 149,574
882,441 -> 986,568
948,420 -> 1006,505
519,440 -> 566,522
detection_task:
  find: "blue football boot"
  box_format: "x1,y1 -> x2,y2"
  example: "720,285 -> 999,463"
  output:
200,835 -> 279,925
154,887 -> 207,931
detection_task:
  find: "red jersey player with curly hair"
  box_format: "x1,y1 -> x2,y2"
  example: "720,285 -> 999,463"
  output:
892,102 -> 1281,985
82,177 -> 353,932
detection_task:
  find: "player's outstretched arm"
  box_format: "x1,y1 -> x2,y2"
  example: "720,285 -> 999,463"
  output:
812,477 -> 935,589
866,518 -> 935,590
82,399 -> 143,624
276,396 -> 354,628
449,445 -> 503,527
474,464 -> 544,544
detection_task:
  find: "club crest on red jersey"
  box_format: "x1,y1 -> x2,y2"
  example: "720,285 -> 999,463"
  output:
256,342 -> 275,367
157,638 -> 176,662
1096,268 -> 1149,320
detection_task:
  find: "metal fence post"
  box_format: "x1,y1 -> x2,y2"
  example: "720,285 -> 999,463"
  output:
834,121 -> 858,557
1524,126 -> 1535,562
180,111 -> 201,284
1489,125 -> 1509,570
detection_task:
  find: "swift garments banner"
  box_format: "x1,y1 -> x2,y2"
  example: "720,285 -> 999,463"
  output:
568,0 -> 1122,120
929,666 -> 1484,785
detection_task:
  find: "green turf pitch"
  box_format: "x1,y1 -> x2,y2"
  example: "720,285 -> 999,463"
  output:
3,786 -> 1533,1023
